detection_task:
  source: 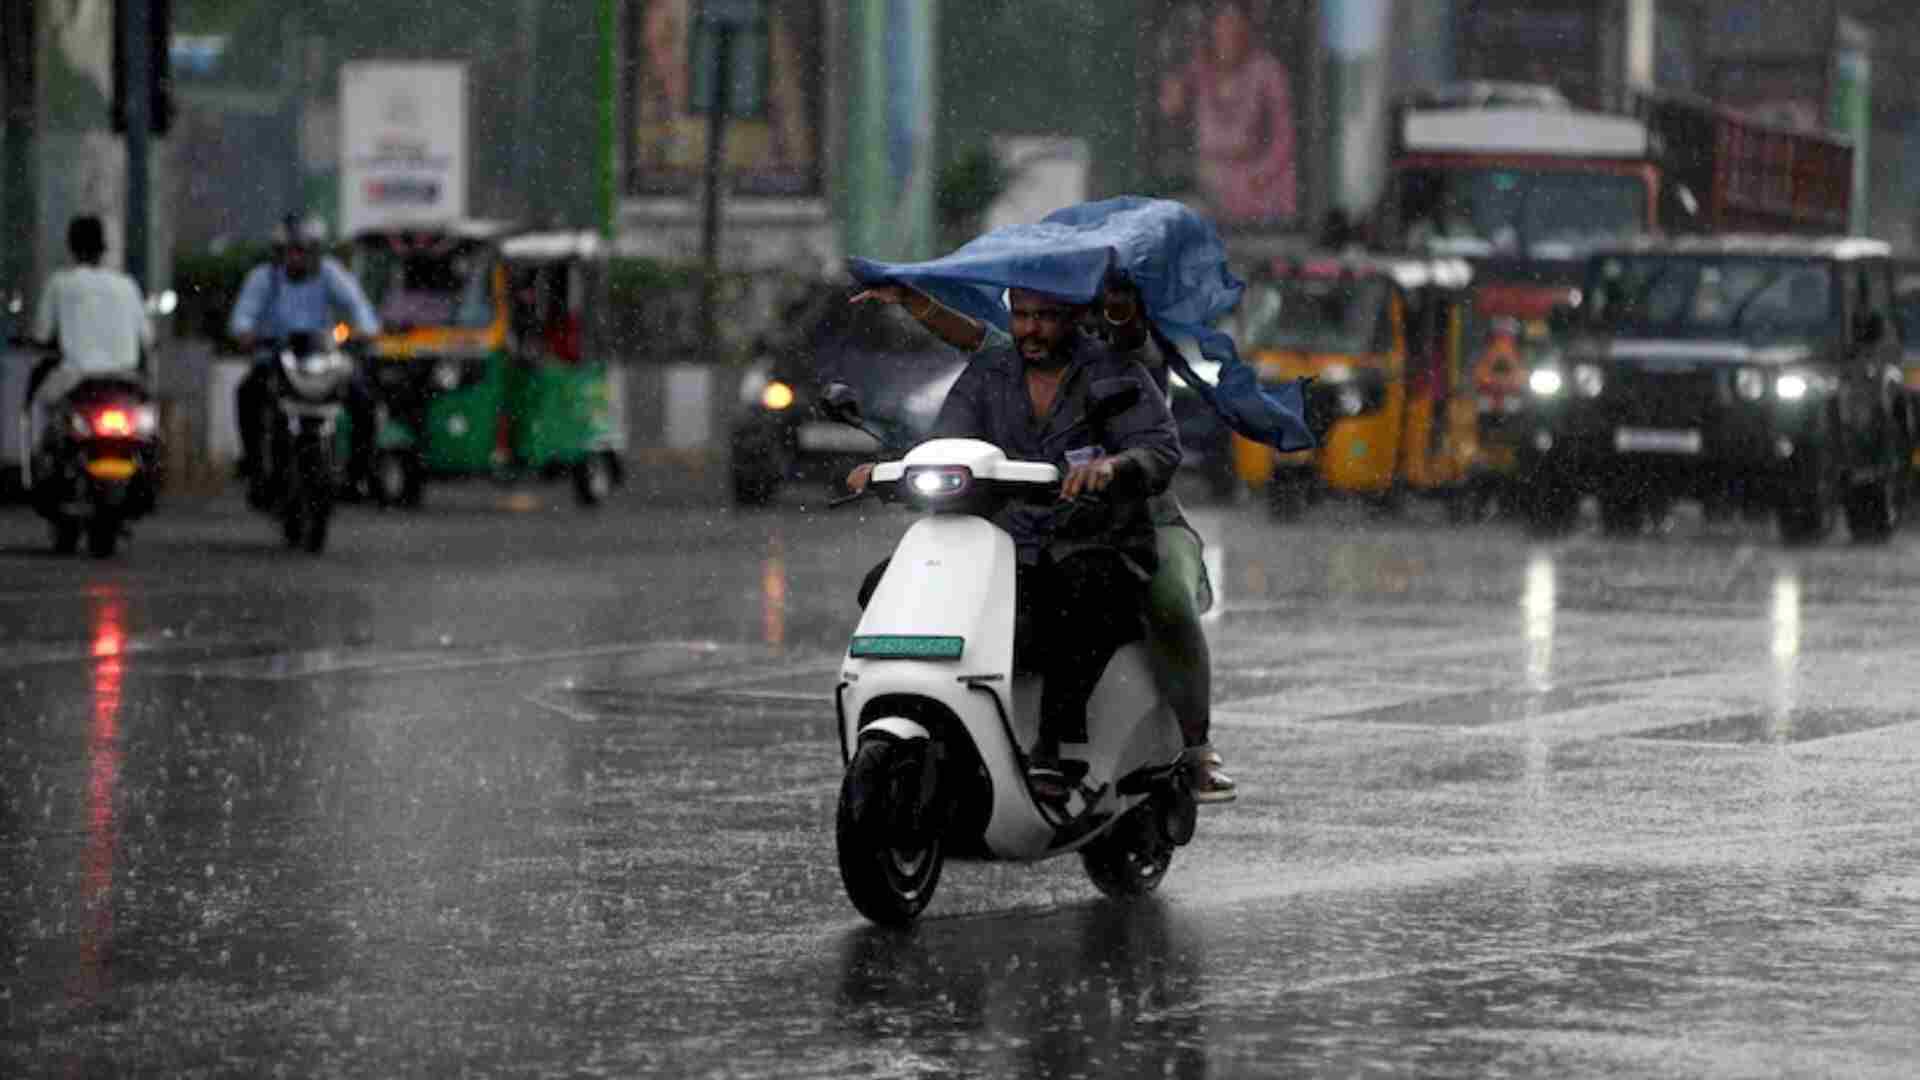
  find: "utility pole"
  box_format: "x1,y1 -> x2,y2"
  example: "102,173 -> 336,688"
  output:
122,0 -> 152,289
696,0 -> 760,367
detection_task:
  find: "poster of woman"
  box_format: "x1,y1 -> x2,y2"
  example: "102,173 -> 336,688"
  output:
1148,0 -> 1306,227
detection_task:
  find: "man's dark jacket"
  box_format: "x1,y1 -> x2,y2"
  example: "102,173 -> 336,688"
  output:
928,333 -> 1181,578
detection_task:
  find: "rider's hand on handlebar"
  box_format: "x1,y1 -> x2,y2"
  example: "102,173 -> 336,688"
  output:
1060,456 -> 1119,500
846,462 -> 876,494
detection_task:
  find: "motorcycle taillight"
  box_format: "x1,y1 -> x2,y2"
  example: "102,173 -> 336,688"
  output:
94,408 -> 134,437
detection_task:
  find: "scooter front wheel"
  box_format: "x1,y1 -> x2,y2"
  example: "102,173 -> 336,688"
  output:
836,734 -> 944,925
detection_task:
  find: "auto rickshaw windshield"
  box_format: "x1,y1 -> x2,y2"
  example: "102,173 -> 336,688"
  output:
1240,276 -> 1390,354
354,239 -> 498,331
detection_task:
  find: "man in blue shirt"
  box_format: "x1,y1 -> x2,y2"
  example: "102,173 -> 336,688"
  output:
227,214 -> 382,501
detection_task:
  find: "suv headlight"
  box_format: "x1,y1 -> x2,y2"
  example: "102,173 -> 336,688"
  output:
1529,368 -> 1565,397
1571,363 -> 1604,398
1774,369 -> 1834,402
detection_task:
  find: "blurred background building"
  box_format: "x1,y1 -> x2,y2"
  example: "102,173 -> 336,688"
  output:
5,0 -> 1920,464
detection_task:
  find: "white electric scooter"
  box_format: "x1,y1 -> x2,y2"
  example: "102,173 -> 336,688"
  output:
823,384 -> 1198,925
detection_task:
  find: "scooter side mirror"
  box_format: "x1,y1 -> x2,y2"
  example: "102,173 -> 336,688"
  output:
817,381 -> 864,425
1089,377 -> 1142,422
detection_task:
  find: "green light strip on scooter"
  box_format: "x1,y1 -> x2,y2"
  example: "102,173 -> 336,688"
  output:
849,635 -> 965,660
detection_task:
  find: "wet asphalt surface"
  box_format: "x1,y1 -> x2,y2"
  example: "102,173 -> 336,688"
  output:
3,476 -> 1920,1077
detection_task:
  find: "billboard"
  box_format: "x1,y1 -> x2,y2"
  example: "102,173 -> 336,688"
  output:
340,62 -> 469,235
624,0 -> 823,198
1141,0 -> 1311,228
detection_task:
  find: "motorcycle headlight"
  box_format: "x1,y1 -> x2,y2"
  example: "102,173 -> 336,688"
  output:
760,380 -> 796,411
1572,363 -> 1604,398
433,360 -> 462,391
1529,368 -> 1565,397
1734,367 -> 1767,402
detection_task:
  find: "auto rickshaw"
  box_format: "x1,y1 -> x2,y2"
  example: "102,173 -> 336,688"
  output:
350,223 -> 625,508
1228,254 -> 1482,519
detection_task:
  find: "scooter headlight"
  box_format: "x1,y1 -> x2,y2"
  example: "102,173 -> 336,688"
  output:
1529,368 -> 1565,397
903,465 -> 973,500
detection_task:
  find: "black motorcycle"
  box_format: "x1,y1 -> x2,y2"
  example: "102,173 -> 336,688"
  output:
253,332 -> 356,553
24,371 -> 161,557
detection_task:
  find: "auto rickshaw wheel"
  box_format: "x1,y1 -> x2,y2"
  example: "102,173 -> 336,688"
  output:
573,451 -> 617,507
371,450 -> 423,510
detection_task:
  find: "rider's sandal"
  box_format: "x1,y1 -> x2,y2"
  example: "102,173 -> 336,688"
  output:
1185,747 -> 1238,804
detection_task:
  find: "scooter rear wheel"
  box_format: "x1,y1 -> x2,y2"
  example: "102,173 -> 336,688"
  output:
1080,800 -> 1173,897
836,735 -> 944,925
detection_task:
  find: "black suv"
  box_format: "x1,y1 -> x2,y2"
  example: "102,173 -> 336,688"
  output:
1518,236 -> 1913,543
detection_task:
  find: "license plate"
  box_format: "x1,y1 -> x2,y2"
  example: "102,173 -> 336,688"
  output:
1614,427 -> 1702,454
85,457 -> 137,480
795,423 -> 880,453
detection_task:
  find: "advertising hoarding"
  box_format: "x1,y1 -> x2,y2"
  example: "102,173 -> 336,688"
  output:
340,62 -> 469,235
1141,0 -> 1312,229
624,0 -> 822,198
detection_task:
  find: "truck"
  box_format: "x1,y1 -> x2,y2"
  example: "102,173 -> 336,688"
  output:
1367,81 -> 1856,512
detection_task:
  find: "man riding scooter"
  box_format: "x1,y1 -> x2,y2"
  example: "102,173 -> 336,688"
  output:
851,278 -> 1237,802
228,214 -> 381,504
847,286 -> 1182,804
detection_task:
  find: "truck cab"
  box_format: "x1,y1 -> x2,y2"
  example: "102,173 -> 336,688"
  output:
1519,235 -> 1911,544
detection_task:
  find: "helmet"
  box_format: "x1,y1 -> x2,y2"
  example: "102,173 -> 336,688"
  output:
272,212 -> 327,251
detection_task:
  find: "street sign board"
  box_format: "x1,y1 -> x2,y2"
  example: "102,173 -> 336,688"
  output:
340,62 -> 468,235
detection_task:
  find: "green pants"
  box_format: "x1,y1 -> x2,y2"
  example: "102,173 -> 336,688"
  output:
1146,523 -> 1212,747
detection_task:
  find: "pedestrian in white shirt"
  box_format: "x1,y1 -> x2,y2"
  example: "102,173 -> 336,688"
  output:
27,216 -> 153,408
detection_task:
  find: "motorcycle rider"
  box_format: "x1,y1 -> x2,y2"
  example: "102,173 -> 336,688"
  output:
849,280 -> 1237,803
846,286 -> 1182,805
25,215 -> 153,439
227,213 -> 381,503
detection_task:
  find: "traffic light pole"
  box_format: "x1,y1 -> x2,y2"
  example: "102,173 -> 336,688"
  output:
121,0 -> 151,290
698,21 -> 733,369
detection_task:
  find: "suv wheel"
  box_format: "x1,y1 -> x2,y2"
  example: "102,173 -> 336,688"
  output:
1844,472 -> 1901,544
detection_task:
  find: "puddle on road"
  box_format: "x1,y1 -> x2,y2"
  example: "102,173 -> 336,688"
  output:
1634,708 -> 1917,745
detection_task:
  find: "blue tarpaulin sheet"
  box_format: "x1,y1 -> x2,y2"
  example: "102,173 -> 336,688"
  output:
847,196 -> 1315,451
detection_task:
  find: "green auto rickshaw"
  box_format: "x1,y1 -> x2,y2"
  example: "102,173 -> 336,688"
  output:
349,223 -> 625,507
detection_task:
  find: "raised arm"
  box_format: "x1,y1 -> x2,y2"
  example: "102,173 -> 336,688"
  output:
851,283 -> 990,353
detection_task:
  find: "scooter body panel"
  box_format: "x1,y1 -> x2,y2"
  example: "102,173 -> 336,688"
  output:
841,513 -> 1181,861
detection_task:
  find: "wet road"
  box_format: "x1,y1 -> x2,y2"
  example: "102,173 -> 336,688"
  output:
4,483 -> 1919,1077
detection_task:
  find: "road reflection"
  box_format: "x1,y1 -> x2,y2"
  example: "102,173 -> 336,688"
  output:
762,532 -> 788,649
73,589 -> 127,1006
1770,565 -> 1802,732
1522,550 -> 1556,695
836,900 -> 1208,1079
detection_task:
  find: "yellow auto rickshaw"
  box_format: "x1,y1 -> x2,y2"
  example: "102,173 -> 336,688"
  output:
1229,254 -> 1482,519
